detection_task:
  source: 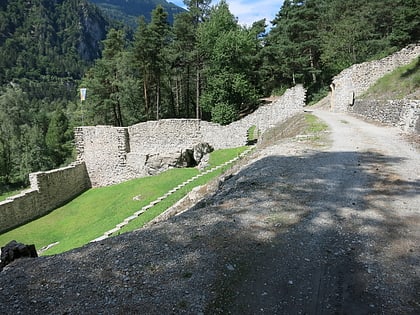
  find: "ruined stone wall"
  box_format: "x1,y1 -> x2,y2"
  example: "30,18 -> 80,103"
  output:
201,84 -> 306,149
0,163 -> 91,234
129,119 -> 202,154
350,99 -> 420,133
74,126 -> 129,187
76,85 -> 306,187
330,45 -> 420,112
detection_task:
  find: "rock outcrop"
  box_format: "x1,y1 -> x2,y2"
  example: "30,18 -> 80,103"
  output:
0,240 -> 37,272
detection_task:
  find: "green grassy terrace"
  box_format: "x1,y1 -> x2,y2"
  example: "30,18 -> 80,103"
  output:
361,57 -> 420,100
0,146 -> 249,256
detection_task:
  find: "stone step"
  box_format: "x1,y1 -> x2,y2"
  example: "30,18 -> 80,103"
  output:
104,227 -> 120,236
134,210 -> 146,216
90,235 -> 108,243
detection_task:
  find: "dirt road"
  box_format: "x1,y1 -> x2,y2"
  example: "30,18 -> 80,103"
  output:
0,110 -> 419,314
206,110 -> 420,314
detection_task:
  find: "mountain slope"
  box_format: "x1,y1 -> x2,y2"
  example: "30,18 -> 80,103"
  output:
0,0 -> 109,84
0,0 -> 111,187
90,0 -> 186,26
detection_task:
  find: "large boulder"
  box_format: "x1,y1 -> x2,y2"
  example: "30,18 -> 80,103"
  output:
0,240 -> 38,271
144,143 -> 214,175
193,143 -> 213,163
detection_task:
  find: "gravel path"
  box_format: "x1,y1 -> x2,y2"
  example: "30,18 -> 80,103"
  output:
0,110 -> 419,314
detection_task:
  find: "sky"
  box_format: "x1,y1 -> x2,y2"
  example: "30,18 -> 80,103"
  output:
170,0 -> 284,27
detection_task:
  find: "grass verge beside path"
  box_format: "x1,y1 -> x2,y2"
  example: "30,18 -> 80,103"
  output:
0,147 -> 248,256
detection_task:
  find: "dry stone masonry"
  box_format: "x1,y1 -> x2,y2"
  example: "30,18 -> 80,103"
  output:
2,44 -> 418,235
330,44 -> 420,112
0,163 -> 90,234
330,44 -> 420,133
75,85 -> 306,187
349,99 -> 420,133
0,85 -> 305,232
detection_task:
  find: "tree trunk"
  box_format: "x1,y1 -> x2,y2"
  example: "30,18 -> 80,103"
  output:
309,48 -> 317,83
143,72 -> 149,120
196,66 -> 200,119
156,77 -> 160,120
186,65 -> 191,117
175,75 -> 180,117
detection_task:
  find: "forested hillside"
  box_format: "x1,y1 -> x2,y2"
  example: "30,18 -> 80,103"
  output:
0,0 -> 110,189
263,0 -> 419,100
1,0 -> 419,192
90,0 -> 186,27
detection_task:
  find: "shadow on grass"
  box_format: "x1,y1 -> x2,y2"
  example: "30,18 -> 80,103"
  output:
400,56 -> 420,78
1,150 -> 419,314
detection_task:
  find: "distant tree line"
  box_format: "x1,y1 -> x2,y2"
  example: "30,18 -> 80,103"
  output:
0,0 -> 109,188
0,0 -> 418,189
82,0 -> 419,126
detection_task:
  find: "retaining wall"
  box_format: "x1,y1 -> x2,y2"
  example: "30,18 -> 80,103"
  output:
0,163 -> 91,234
330,45 -> 420,112
75,85 -> 306,187
0,85 -> 305,231
349,99 -> 420,133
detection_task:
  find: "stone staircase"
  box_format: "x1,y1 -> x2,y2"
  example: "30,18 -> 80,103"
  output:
90,146 -> 254,243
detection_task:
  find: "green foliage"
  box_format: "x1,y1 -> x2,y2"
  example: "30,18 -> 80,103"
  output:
263,0 -> 419,98
198,1 -> 261,123
210,102 -> 238,125
82,28 -> 128,126
0,0 -> 418,188
0,0 -> 110,186
90,0 -> 185,27
46,110 -> 73,166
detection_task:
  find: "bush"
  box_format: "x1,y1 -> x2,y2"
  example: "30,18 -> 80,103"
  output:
211,102 -> 238,125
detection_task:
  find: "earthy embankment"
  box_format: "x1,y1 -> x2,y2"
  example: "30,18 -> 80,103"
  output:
0,110 -> 419,314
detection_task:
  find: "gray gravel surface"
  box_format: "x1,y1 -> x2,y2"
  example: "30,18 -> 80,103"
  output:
0,110 -> 419,314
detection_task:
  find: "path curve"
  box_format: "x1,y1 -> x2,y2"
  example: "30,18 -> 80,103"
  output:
207,109 -> 420,314
0,111 -> 419,314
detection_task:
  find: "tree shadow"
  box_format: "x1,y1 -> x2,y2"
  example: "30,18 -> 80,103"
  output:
1,150 -> 419,314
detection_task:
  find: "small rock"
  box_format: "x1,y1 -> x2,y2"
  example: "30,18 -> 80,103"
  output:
0,240 -> 37,271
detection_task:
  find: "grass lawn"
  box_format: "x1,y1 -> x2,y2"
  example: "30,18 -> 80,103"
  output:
0,146 -> 248,256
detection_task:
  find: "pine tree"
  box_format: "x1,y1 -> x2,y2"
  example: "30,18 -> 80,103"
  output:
148,5 -> 171,120
46,110 -> 71,166
82,28 -> 127,126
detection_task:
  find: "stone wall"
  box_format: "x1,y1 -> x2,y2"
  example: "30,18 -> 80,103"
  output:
349,99 -> 420,133
0,163 -> 91,234
75,85 -> 306,187
74,126 -> 130,187
330,45 -> 420,112
0,85 -> 305,232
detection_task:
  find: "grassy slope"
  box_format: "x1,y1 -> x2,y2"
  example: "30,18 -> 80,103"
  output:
361,57 -> 420,100
0,147 -> 247,255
